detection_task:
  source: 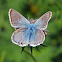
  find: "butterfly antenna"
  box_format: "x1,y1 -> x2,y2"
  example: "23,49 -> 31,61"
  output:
27,15 -> 30,20
21,47 -> 25,53
40,44 -> 47,47
36,46 -> 41,53
30,46 -> 32,55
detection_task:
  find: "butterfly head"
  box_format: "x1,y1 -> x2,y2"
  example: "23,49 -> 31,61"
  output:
29,20 -> 35,24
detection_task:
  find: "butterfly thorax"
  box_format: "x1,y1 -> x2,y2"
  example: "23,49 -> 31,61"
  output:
27,24 -> 36,32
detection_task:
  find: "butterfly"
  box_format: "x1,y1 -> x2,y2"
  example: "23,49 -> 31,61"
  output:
9,9 -> 52,53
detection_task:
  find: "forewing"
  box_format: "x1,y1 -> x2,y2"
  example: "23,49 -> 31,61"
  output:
35,11 -> 52,30
30,29 -> 45,47
9,9 -> 30,28
11,28 -> 29,47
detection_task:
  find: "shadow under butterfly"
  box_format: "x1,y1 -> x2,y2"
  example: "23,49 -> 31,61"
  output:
8,9 -> 52,54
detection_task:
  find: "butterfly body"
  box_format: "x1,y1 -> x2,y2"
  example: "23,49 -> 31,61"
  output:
9,9 -> 52,47
23,24 -> 36,43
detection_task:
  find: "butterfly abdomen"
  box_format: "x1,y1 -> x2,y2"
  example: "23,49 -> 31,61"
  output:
29,33 -> 32,42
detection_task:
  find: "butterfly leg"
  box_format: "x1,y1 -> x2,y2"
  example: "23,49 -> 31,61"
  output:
40,44 -> 47,47
21,47 -> 25,53
36,46 -> 41,53
30,46 -> 32,55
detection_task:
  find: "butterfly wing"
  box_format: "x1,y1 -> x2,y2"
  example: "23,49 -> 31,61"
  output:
11,28 -> 30,47
30,29 -> 45,47
9,9 -> 30,28
35,11 -> 52,30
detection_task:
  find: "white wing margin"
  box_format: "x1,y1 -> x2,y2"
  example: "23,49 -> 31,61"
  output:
35,11 -> 52,30
9,9 -> 30,28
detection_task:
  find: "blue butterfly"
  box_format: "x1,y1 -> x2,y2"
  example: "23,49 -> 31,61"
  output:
9,9 -> 52,48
